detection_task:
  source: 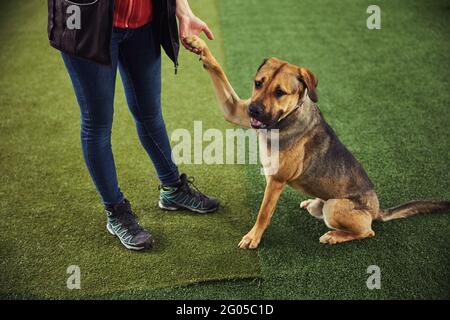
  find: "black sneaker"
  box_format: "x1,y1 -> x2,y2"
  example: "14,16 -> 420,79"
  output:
105,199 -> 154,251
158,174 -> 219,214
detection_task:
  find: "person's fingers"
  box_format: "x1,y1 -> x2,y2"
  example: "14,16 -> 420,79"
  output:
179,27 -> 186,40
185,45 -> 198,53
187,46 -> 199,53
191,46 -> 201,54
203,25 -> 214,40
181,39 -> 190,50
179,20 -> 188,40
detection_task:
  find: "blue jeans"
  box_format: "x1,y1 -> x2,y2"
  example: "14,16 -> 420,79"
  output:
62,24 -> 180,205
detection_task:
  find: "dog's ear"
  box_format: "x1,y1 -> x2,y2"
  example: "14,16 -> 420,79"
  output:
298,68 -> 318,102
257,58 -> 269,73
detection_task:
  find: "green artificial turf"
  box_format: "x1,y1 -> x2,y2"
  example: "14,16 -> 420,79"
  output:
219,0 -> 450,299
1,0 -> 449,300
233,0 -> 450,299
106,0 -> 450,300
0,0 -> 259,298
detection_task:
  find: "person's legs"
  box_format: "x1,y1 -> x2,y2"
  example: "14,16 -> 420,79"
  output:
62,29 -> 154,250
61,32 -> 123,206
118,24 -> 180,186
117,24 -> 219,214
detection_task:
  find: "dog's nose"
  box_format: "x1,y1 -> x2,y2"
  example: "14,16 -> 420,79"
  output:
248,104 -> 263,117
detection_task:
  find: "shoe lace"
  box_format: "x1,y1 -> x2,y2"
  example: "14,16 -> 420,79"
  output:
182,176 -> 208,201
118,211 -> 144,236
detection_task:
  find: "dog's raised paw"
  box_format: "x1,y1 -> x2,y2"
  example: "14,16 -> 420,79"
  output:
184,35 -> 206,52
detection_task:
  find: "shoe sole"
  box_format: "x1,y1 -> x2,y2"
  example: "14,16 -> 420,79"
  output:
106,224 -> 151,251
158,200 -> 218,214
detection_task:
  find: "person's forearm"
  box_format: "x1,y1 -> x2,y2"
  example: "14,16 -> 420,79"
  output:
176,0 -> 194,19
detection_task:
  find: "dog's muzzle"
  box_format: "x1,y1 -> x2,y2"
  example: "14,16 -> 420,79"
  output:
248,103 -> 270,129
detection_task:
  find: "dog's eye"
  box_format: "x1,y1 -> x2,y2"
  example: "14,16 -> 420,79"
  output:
274,89 -> 286,98
254,80 -> 263,89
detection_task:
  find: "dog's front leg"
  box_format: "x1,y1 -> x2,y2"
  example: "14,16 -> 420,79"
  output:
239,178 -> 285,249
183,35 -> 251,128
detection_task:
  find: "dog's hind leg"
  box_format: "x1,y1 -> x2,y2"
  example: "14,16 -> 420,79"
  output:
300,198 -> 325,219
319,199 -> 375,244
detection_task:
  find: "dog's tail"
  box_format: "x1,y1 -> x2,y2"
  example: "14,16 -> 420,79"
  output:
375,200 -> 450,222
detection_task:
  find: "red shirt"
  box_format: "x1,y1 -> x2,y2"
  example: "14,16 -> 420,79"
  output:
114,0 -> 153,29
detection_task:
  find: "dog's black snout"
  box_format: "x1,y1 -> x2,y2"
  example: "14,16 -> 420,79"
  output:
248,104 -> 263,117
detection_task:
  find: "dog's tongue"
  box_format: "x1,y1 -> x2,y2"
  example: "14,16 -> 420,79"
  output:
251,118 -> 263,128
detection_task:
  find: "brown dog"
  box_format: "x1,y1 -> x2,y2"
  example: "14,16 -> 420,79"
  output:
184,35 -> 450,249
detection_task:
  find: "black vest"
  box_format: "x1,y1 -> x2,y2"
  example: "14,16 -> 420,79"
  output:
47,0 -> 179,69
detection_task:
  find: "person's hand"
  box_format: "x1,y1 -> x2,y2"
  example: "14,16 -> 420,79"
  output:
178,14 -> 214,54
